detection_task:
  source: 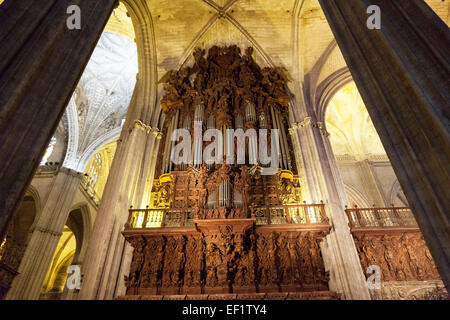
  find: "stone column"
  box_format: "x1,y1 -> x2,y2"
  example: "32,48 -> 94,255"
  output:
358,160 -> 385,207
6,168 -> 83,300
97,127 -> 162,300
105,130 -> 162,299
78,120 -> 162,300
292,115 -> 371,300
0,0 -> 117,239
288,126 -> 310,201
319,0 -> 450,290
78,0 -> 160,298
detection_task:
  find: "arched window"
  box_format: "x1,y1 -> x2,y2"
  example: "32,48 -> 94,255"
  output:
86,153 -> 102,192
40,136 -> 57,165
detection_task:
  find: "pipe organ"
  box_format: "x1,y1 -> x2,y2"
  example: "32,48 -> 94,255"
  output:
121,46 -> 337,300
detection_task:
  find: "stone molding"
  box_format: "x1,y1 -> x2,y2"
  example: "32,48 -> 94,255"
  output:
291,117 -> 330,137
32,226 -> 63,238
117,291 -> 340,300
133,120 -> 161,137
59,166 -> 84,179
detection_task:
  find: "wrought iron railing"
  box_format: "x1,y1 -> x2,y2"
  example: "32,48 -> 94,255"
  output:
345,206 -> 418,229
125,204 -> 329,230
253,204 -> 329,226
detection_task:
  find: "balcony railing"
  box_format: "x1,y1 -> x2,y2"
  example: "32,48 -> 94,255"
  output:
125,204 -> 329,230
345,206 -> 418,229
81,175 -> 101,206
126,208 -> 195,229
253,204 -> 328,226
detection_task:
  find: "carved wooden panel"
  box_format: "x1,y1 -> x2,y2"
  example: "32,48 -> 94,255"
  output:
353,232 -> 441,282
124,228 -> 330,296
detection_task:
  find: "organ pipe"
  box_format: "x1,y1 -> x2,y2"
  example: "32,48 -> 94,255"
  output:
194,104 -> 204,167
245,100 -> 256,122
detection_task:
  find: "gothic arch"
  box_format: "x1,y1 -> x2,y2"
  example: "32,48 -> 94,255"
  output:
25,184 -> 41,221
315,68 -> 353,124
46,250 -> 75,294
344,184 -> 371,208
41,229 -> 76,297
0,187 -> 39,293
67,203 -> 92,263
390,180 -> 409,207
62,2 -> 153,172
62,96 -> 79,170
175,0 -> 277,71
76,127 -> 122,172
122,0 -> 159,127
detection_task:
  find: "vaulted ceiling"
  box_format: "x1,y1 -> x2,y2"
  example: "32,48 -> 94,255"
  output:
142,0 -> 448,85
148,0 -> 296,76
326,82 -> 386,159
62,21 -> 138,171
43,0 -> 448,171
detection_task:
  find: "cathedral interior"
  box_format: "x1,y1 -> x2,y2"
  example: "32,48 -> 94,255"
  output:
0,0 -> 449,301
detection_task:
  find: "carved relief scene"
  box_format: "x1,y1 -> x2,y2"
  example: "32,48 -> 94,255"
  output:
346,206 -> 447,300
124,229 -> 333,298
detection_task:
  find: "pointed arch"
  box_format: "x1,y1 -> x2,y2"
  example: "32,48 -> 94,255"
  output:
122,0 -> 159,127
344,184 -> 371,208
76,127 -> 122,172
62,95 -> 80,170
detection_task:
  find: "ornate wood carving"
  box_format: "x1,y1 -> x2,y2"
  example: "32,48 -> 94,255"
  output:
124,228 -> 330,297
123,46 -> 334,300
354,232 -> 441,282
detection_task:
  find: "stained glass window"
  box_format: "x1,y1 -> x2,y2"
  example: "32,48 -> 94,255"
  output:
40,136 -> 57,165
86,153 -> 102,191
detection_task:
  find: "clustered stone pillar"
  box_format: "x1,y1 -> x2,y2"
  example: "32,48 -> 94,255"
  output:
0,0 -> 117,240
290,114 -> 371,300
78,118 -> 162,300
357,159 -> 386,207
318,0 -> 450,291
75,0 -> 160,299
6,168 -> 83,300
77,61 -> 162,298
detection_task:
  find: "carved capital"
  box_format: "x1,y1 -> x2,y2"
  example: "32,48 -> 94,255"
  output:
33,226 -> 63,238
298,118 -> 330,136
134,120 -> 152,134
299,117 -> 313,128
152,128 -> 163,139
289,123 -> 299,135
59,166 -> 84,179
